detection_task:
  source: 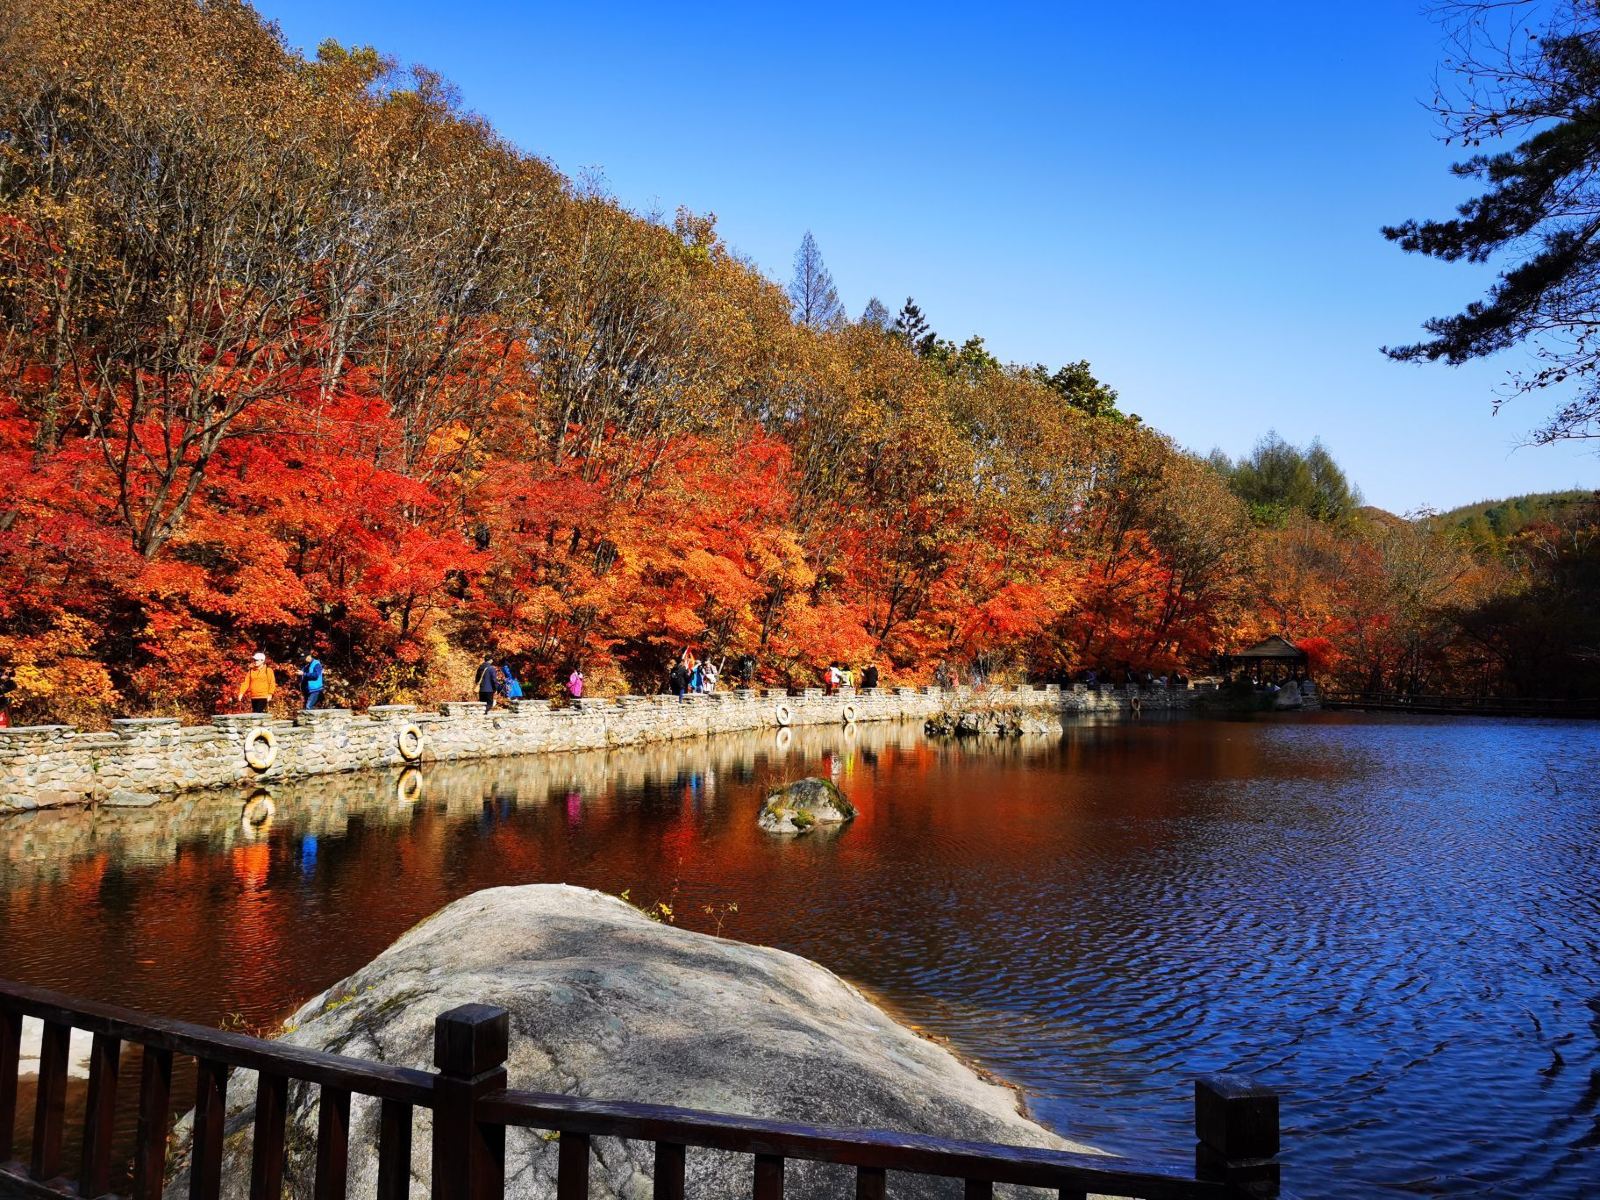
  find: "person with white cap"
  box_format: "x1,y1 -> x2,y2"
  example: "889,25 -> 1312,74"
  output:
236,652 -> 276,714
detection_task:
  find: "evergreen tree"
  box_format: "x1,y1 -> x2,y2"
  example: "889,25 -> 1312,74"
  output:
1224,432 -> 1360,526
890,297 -> 936,356
1385,2 -> 1600,441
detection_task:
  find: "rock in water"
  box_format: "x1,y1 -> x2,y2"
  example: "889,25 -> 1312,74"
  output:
164,886 -> 1095,1200
924,707 -> 1062,739
757,776 -> 855,835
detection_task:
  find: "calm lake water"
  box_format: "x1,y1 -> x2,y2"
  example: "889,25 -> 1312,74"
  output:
2,713 -> 1598,1198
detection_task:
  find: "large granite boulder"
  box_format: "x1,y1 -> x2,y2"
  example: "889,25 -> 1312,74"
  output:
164,885 -> 1093,1200
757,777 -> 856,835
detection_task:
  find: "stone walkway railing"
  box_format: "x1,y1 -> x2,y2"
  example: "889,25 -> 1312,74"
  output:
0,684 -> 1196,812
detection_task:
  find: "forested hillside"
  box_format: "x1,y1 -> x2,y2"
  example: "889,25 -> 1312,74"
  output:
1436,492 -> 1590,556
0,0 -> 1595,723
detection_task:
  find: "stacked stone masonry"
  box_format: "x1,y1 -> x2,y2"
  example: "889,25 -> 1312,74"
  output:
0,683 -> 1227,813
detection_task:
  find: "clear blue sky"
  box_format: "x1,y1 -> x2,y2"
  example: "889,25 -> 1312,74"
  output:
255,0 -> 1600,513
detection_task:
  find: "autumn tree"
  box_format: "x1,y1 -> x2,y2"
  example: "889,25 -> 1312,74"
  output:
788,231 -> 844,330
0,0 -> 357,556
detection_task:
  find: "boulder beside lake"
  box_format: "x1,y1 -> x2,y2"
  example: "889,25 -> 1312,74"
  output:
924,707 -> 1060,738
163,885 -> 1094,1200
757,776 -> 856,834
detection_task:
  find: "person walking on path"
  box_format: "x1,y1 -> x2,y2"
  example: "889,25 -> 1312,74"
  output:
668,660 -> 688,698
501,663 -> 523,700
567,667 -> 585,699
474,656 -> 502,713
863,663 -> 879,690
299,651 -> 325,710
237,652 -> 276,714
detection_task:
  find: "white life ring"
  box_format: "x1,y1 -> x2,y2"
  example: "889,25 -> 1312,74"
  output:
773,703 -> 792,727
241,792 -> 275,834
397,723 -> 424,762
841,703 -> 857,725
243,727 -> 277,771
395,767 -> 422,804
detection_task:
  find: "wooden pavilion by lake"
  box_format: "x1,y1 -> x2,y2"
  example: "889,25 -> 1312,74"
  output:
1220,634 -> 1309,683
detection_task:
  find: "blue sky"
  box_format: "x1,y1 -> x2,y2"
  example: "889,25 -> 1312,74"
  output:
255,0 -> 1600,512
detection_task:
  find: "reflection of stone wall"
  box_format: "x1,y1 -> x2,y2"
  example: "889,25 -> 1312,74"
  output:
0,685 -> 1191,813
0,721 -> 939,886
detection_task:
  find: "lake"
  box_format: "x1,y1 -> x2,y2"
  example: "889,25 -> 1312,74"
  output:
2,713 -> 1597,1198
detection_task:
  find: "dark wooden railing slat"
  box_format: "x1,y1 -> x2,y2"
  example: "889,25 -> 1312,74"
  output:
190,1057 -> 229,1200
0,980 -> 433,1108
556,1131 -> 589,1200
314,1085 -> 351,1200
29,1020 -> 71,1181
132,1045 -> 174,1200
754,1153 -> 784,1200
0,1007 -> 21,1163
249,1072 -> 289,1200
651,1141 -> 684,1200
479,1089 -> 1230,1200
79,1032 -> 122,1198
0,983 -> 1278,1200
376,1099 -> 413,1200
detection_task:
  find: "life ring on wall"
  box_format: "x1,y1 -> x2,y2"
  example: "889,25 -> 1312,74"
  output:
397,723 -> 425,762
243,727 -> 278,771
841,703 -> 857,725
773,703 -> 792,727
395,767 -> 423,805
241,792 -> 275,834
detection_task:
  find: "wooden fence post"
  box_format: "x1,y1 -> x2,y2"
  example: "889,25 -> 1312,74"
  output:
432,1005 -> 509,1200
1194,1075 -> 1279,1198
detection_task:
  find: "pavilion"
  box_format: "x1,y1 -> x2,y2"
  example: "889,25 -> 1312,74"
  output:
1219,635 -> 1309,683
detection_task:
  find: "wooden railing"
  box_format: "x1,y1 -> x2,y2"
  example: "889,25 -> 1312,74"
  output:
0,980 -> 1284,1200
1320,691 -> 1600,718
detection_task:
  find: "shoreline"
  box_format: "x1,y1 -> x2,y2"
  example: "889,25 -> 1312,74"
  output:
0,682 -> 1213,814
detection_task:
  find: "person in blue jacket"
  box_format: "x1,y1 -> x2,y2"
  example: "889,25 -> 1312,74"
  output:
300,651 -> 325,710
501,663 -> 523,700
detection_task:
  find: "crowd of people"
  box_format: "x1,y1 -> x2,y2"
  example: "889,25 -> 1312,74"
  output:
226,642 -> 1183,718
226,646 -> 912,717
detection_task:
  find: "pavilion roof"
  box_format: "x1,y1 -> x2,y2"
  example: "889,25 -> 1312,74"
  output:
1231,635 -> 1307,660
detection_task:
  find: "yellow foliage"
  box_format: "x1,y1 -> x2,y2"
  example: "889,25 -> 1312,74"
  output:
0,616 -> 121,728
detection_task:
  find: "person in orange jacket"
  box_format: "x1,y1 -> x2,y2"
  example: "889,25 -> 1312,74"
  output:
237,652 -> 276,714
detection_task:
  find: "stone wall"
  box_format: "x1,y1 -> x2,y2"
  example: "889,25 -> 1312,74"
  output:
0,683 -> 1194,813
